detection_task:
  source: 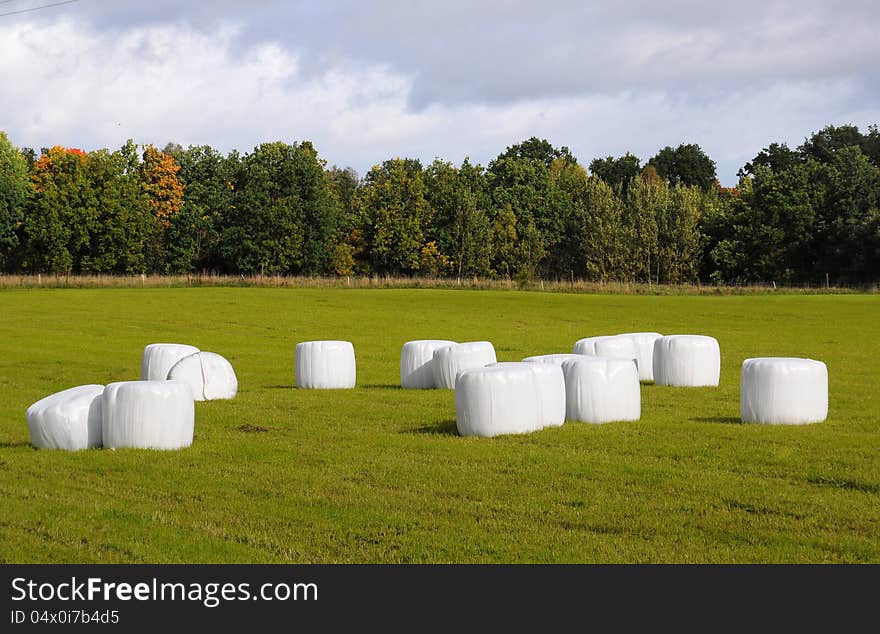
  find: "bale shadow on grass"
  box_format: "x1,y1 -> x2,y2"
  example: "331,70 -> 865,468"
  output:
406,419 -> 459,436
265,385 -> 296,389
691,416 -> 743,425
0,440 -> 31,449
360,384 -> 401,390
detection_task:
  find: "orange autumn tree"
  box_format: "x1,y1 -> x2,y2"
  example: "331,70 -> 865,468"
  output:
139,145 -> 184,227
23,146 -> 94,273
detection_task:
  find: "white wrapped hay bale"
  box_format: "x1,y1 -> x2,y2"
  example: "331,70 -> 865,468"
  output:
295,340 -> 356,389
454,365 -> 544,437
740,357 -> 828,424
653,335 -> 721,387
141,343 -> 200,381
522,353 -> 583,365
561,357 -> 640,423
594,336 -> 639,366
26,385 -> 104,450
618,332 -> 663,381
573,335 -> 613,356
490,362 -> 565,428
167,352 -> 238,401
102,381 -> 194,450
432,341 -> 497,389
400,340 -> 457,389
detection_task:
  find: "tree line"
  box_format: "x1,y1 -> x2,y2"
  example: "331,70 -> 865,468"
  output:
1,124 -> 878,285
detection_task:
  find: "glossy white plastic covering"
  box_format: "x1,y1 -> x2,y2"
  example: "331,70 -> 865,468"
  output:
295,340 -> 356,389
167,352 -> 238,401
490,362 -> 565,428
26,385 -> 104,450
102,381 -> 194,449
617,332 -> 663,381
652,335 -> 721,387
454,365 -> 544,437
432,341 -> 497,390
561,357 -> 640,423
572,335 -> 613,356
522,353 -> 583,365
740,357 -> 828,424
141,343 -> 200,381
400,340 -> 457,389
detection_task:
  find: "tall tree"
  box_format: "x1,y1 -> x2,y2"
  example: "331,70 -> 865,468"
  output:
22,146 -> 95,273
139,145 -> 184,271
488,138 -> 576,277
0,131 -> 30,270
293,141 -> 339,275
799,124 -> 868,165
580,177 -> 627,282
589,153 -> 642,194
623,171 -> 664,282
81,142 -> 152,273
739,142 -> 800,178
357,158 -> 429,275
166,145 -> 235,273
648,143 -> 717,191
221,142 -> 304,275
424,158 -> 492,279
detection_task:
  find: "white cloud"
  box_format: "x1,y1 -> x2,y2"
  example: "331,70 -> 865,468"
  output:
1,17 -> 878,185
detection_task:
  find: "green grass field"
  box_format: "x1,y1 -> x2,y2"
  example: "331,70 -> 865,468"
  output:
0,287 -> 877,563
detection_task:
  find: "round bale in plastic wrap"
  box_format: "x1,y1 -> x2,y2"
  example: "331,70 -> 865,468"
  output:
432,341 -> 497,390
295,340 -> 356,389
522,353 -> 583,366
454,365 -> 544,437
740,357 -> 828,424
652,335 -> 720,387
490,362 -> 565,428
400,340 -> 457,389
594,336 -> 639,368
141,343 -> 200,381
562,357 -> 640,423
26,385 -> 104,450
617,332 -> 663,381
167,352 -> 238,401
572,335 -> 613,356
102,381 -> 195,450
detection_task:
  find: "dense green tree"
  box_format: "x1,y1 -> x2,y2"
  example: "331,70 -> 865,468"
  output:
424,158 -> 492,279
491,205 -> 518,279
814,147 -> 880,282
357,158 -> 429,275
623,171 -> 663,282
589,153 -> 642,194
293,141 -> 340,275
491,137 -> 576,167
581,177 -> 627,282
327,166 -> 363,275
221,142 -> 304,275
739,142 -> 800,178
648,143 -> 717,191
22,146 -> 96,273
488,138 -> 577,277
81,142 -> 152,273
0,132 -> 30,270
658,184 -> 704,283
166,145 -> 235,273
799,124 -> 868,165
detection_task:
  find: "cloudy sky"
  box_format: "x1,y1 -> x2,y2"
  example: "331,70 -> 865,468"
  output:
2,0 -> 878,184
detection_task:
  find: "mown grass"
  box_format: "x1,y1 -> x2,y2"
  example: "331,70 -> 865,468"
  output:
0,288 -> 877,563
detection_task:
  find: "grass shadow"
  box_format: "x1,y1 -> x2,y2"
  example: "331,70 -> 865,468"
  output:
360,384 -> 401,390
691,416 -> 742,425
0,441 -> 31,449
406,419 -> 459,436
265,385 -> 296,389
